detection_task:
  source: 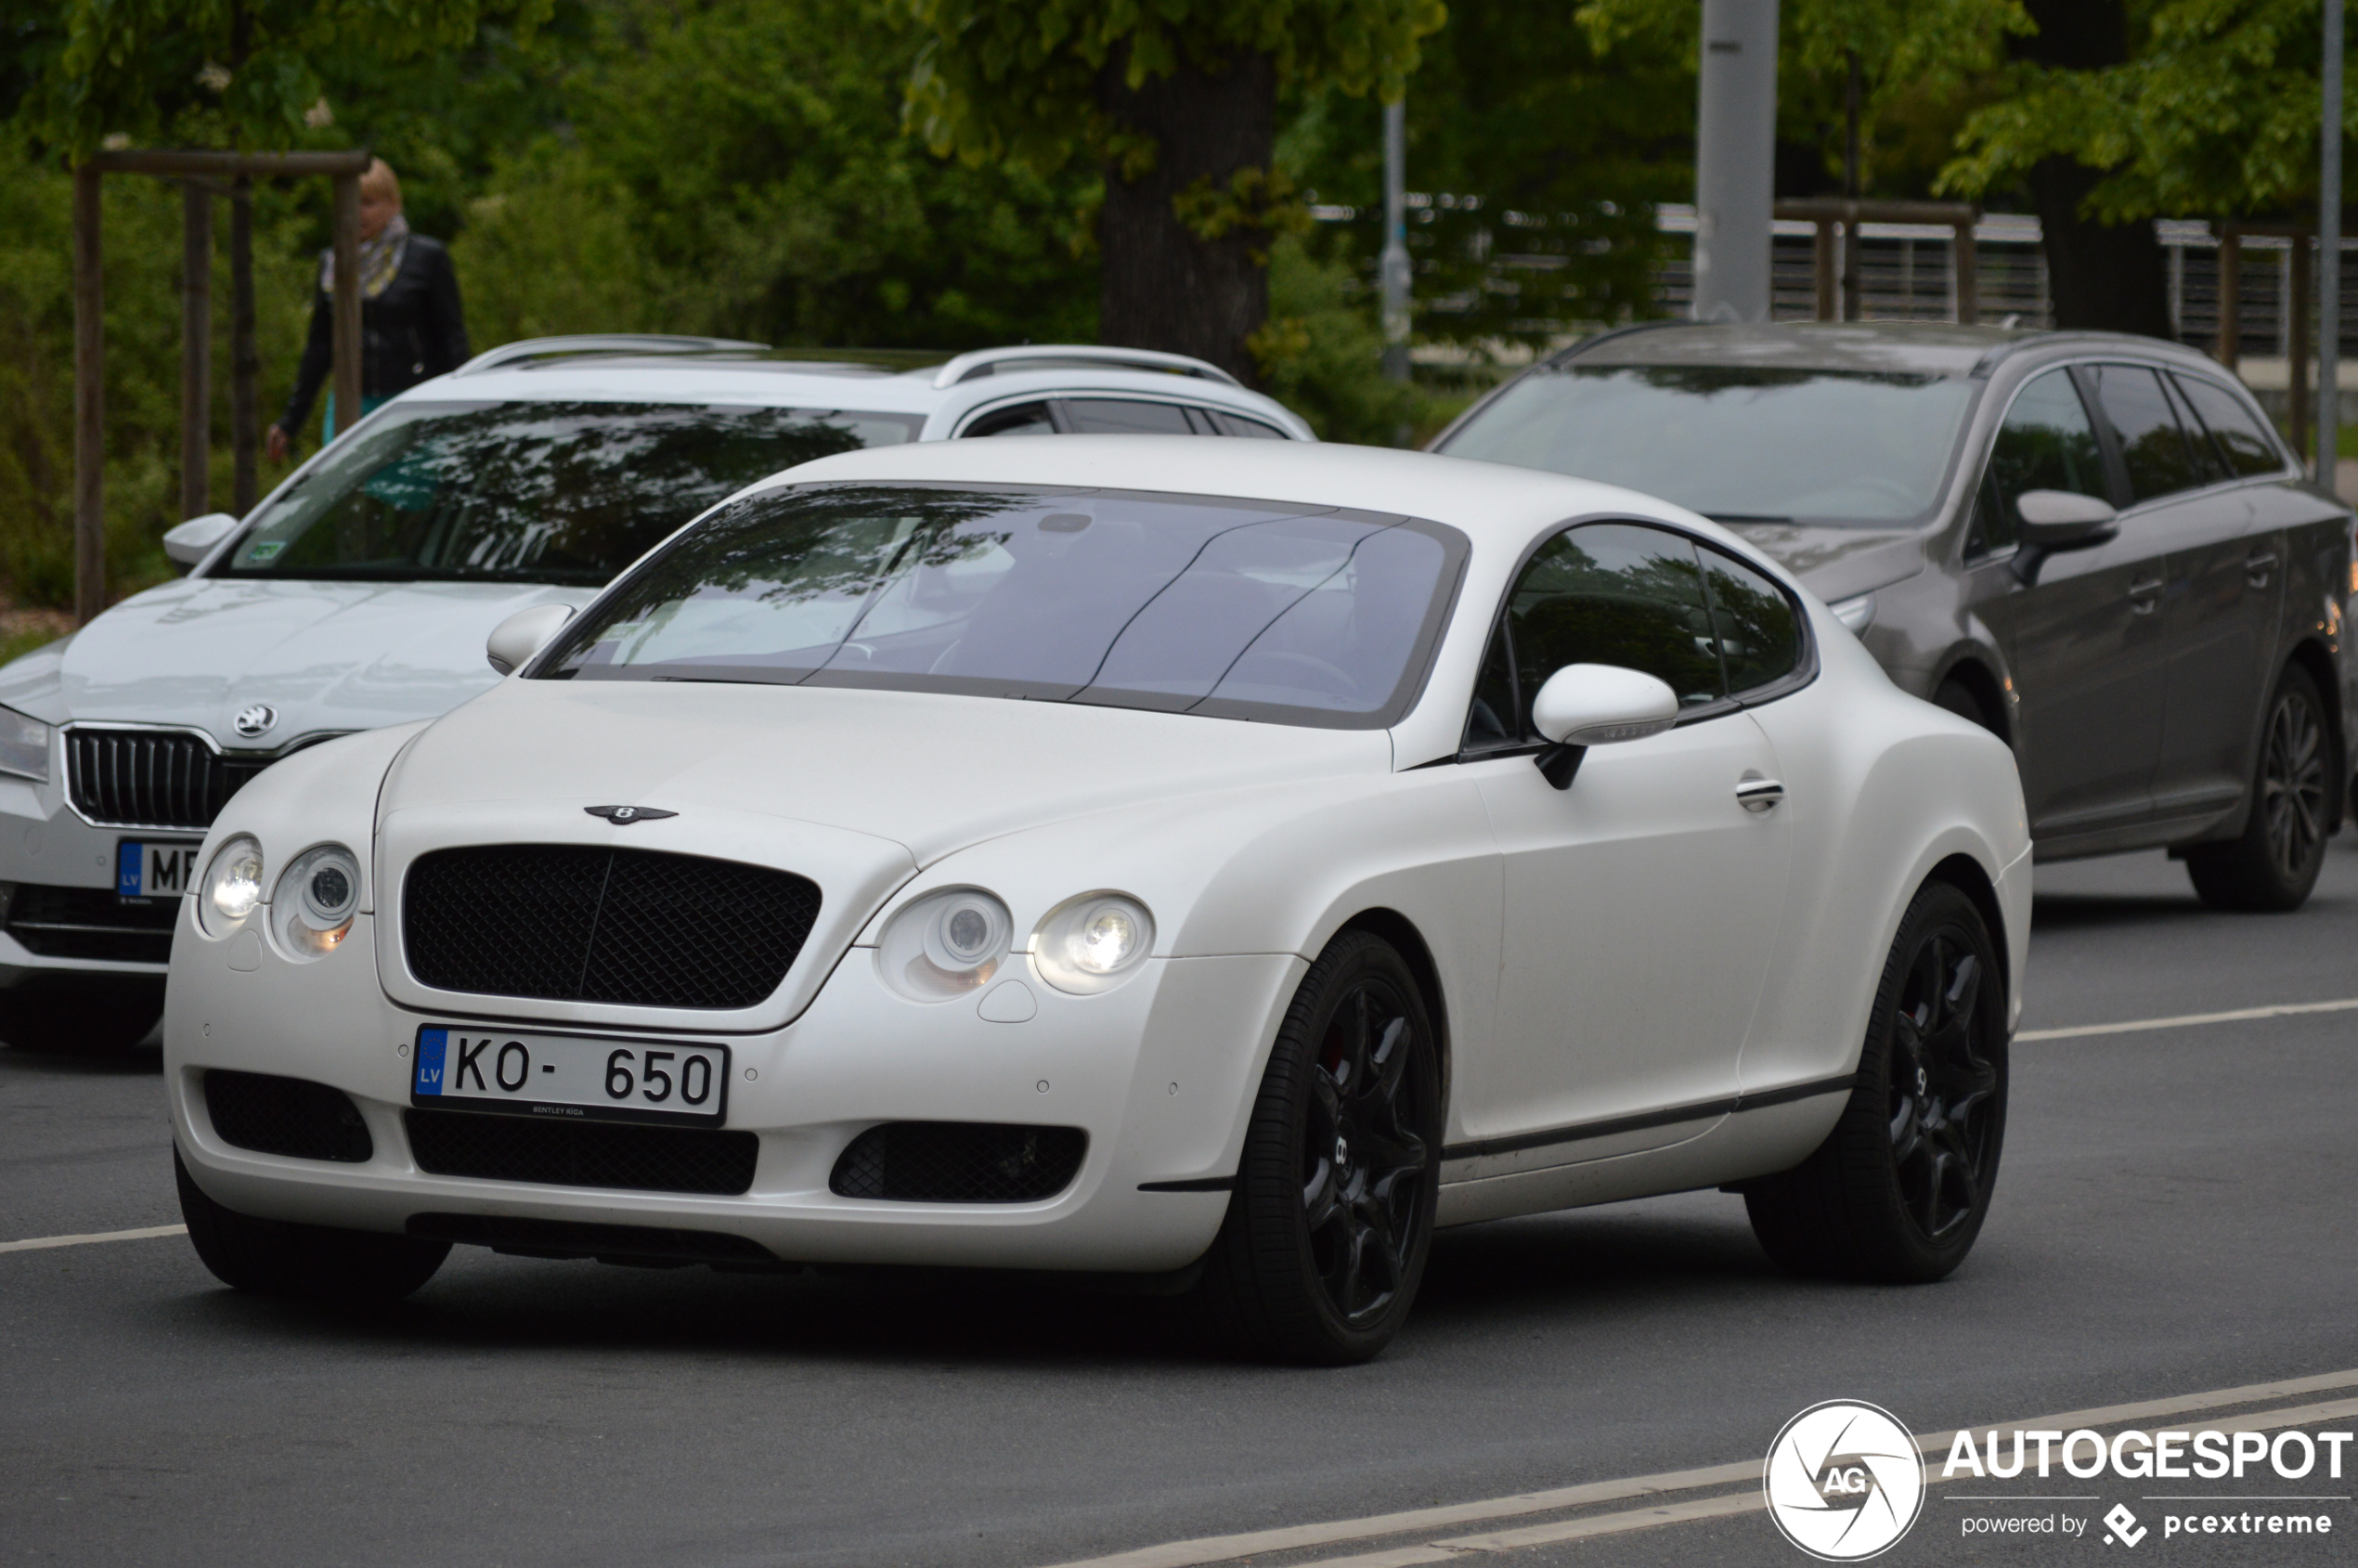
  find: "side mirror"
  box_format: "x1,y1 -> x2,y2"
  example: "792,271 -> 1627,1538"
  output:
1528,663 -> 1680,789
162,512 -> 239,570
486,604 -> 575,676
2014,489 -> 2118,550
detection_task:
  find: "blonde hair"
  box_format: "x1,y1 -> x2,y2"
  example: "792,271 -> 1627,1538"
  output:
359,158 -> 400,204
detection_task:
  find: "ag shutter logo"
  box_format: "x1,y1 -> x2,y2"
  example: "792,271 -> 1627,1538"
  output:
1765,1400 -> 1926,1561
2104,1503 -> 2148,1546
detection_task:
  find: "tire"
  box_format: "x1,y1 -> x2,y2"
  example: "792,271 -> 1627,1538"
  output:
0,986 -> 163,1053
1744,880 -> 2007,1284
175,1148 -> 448,1304
1195,930 -> 1442,1365
2185,663 -> 2334,913
1932,677 -> 1997,736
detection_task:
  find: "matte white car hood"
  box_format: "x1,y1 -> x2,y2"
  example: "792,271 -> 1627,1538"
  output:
382,677 -> 1393,865
7,577 -> 592,743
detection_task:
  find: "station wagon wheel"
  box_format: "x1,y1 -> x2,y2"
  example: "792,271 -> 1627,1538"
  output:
1743,879 -> 2007,1283
2186,663 -> 2334,913
1198,930 -> 1440,1365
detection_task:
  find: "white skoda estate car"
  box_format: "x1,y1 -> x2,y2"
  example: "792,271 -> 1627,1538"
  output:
0,339 -> 1308,1051
165,438 -> 2029,1364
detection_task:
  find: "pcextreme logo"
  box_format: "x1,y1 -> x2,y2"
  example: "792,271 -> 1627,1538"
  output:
1765,1400 -> 1926,1561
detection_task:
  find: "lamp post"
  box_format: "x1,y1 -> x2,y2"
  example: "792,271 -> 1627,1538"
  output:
1692,0 -> 1781,322
2322,0 -> 2343,491
1381,98 -> 1411,383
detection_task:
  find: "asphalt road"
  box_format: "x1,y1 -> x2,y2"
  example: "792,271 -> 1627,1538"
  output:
6,843 -> 2357,1568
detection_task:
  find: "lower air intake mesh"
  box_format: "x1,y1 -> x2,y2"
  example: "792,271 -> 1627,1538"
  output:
404,1108 -> 758,1195
830,1122 -> 1086,1203
203,1070 -> 374,1163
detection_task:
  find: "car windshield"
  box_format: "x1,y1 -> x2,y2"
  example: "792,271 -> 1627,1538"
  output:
540,483 -> 1468,730
1437,365 -> 1978,525
220,400 -> 923,584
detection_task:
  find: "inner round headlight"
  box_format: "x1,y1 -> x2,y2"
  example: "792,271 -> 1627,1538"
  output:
199,836 -> 264,935
1031,893 -> 1155,994
269,844 -> 361,959
877,888 -> 1013,1002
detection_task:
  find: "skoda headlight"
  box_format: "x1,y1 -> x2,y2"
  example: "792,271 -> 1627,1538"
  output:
875,888 -> 1013,1002
0,706 -> 50,784
1030,893 -> 1154,994
269,844 -> 360,958
199,836 -> 264,934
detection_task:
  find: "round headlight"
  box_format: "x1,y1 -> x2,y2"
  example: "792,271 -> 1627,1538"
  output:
1031,893 -> 1155,994
198,836 -> 264,935
876,888 -> 1013,1002
269,844 -> 361,959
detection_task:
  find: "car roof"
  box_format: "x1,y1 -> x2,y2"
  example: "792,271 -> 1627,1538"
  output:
1561,320 -> 2227,380
744,434 -> 1758,564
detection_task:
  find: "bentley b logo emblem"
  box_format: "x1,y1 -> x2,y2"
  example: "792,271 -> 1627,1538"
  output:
585,804 -> 677,825
232,704 -> 277,738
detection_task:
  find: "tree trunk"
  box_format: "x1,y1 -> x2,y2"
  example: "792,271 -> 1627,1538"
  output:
2016,0 -> 2174,337
1096,49 -> 1275,385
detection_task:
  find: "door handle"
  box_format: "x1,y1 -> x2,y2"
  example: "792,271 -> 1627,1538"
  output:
2128,576 -> 2164,614
1735,776 -> 1785,813
2245,550 -> 2278,587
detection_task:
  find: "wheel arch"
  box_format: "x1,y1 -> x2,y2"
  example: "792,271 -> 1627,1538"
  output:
1333,906 -> 1453,1117
1924,850 -> 2011,1003
1929,652 -> 2013,745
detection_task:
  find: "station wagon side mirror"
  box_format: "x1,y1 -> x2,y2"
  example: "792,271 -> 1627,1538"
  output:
486,604 -> 576,676
1529,663 -> 1681,789
162,512 -> 239,571
2011,490 -> 2118,586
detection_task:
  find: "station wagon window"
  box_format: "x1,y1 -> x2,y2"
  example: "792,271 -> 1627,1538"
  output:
1061,398 -> 1195,435
1970,369 -> 2106,557
2088,364 -> 2206,501
965,403 -> 1056,437
2171,374 -> 2287,478
1466,522 -> 1805,751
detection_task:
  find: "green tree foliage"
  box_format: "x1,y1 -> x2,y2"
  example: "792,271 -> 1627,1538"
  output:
27,0 -> 555,156
1942,0 -> 2345,221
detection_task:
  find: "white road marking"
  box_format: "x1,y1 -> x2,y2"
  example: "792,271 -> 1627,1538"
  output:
0,1224 -> 186,1254
1043,1369 -> 2358,1568
2019,996 -> 2358,1042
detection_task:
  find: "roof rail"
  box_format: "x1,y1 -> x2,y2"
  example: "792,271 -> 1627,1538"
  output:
1542,318 -> 1691,369
929,343 -> 1241,390
453,334 -> 771,377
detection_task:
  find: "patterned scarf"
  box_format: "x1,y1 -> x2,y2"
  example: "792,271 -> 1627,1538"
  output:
318,212 -> 409,301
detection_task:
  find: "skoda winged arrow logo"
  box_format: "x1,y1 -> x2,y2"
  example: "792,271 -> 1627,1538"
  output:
231,704 -> 277,738
585,805 -> 677,825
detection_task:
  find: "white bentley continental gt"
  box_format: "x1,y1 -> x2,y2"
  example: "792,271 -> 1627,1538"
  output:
164,438 -> 2030,1364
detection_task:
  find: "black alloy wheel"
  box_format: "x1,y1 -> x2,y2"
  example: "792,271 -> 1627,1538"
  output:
176,1149 -> 449,1304
1744,879 -> 2008,1283
1198,930 -> 1440,1364
1885,929 -> 2000,1246
2187,663 -> 2334,913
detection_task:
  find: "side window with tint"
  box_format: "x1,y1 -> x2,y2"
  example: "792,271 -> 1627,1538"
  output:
1698,548 -> 1802,694
964,403 -> 1056,438
1059,398 -> 1195,434
1203,408 -> 1287,438
1975,369 -> 2107,556
2089,363 -> 2203,500
2172,374 -> 2287,477
1503,523 -> 1726,737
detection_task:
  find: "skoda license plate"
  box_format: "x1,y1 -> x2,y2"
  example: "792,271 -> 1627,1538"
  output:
117,839 -> 199,900
411,1026 -> 730,1127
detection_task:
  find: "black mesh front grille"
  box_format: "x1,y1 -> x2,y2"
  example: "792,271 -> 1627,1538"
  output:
830,1122 -> 1086,1203
67,729 -> 273,830
403,845 -> 821,1009
405,1108 -> 758,1195
4,884 -> 181,963
204,1070 -> 374,1162
406,1212 -> 782,1266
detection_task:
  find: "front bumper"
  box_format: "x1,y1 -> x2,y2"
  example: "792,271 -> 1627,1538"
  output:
0,774 -> 189,991
164,897 -> 1302,1274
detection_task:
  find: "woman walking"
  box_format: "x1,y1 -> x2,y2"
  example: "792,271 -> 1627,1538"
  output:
266,158 -> 469,462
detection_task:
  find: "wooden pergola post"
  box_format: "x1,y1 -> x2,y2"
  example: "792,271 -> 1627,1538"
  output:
2216,224 -> 2243,369
179,181 -> 213,521
2290,233 -> 2313,464
1775,199 -> 1981,326
1952,214 -> 1979,326
69,149 -> 369,627
1811,219 -> 1836,321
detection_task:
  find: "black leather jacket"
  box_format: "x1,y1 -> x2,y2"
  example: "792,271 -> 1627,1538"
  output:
278,234 -> 471,432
